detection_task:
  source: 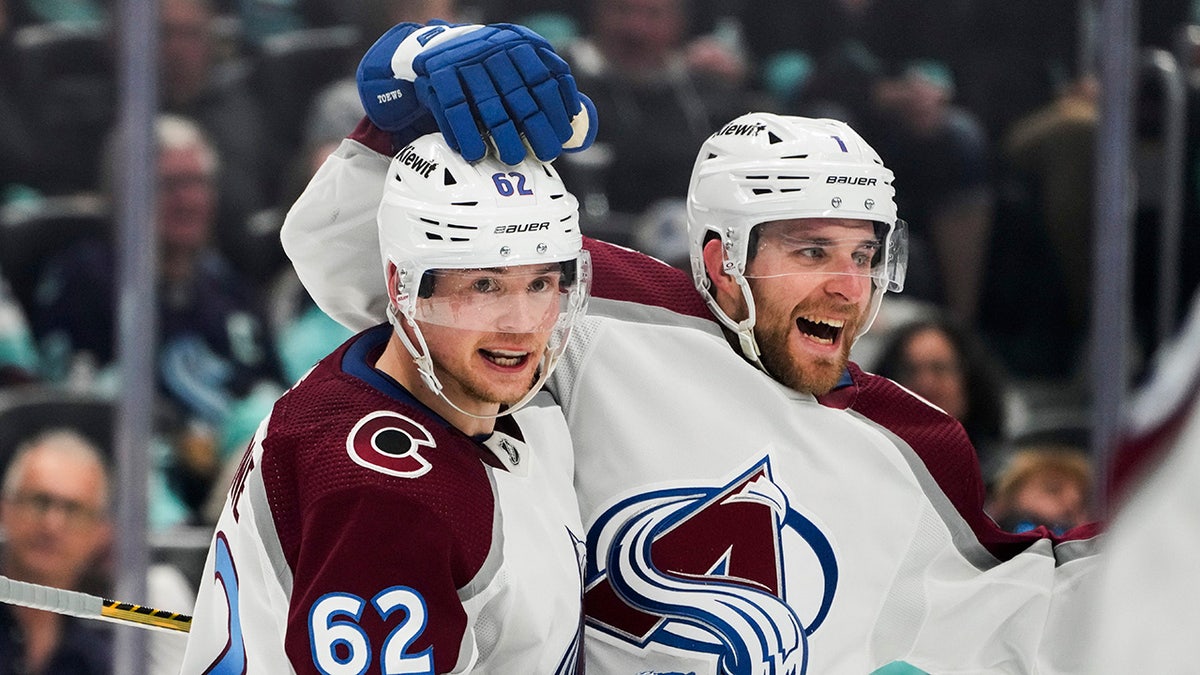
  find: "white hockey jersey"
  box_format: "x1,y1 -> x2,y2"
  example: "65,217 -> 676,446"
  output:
279,129 -> 1102,675
546,242 -> 1099,674
1088,290 -> 1200,674
180,325 -> 585,674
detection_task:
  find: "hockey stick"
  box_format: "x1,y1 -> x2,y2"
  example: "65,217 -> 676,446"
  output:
0,574 -> 192,633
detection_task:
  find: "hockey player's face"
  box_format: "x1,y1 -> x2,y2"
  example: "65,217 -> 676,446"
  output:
418,264 -> 563,411
744,219 -> 875,395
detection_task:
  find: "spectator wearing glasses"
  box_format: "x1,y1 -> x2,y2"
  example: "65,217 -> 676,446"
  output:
0,429 -> 195,675
0,429 -> 112,674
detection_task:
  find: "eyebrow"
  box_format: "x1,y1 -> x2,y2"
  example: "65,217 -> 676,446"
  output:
773,233 -> 881,246
453,265 -> 560,275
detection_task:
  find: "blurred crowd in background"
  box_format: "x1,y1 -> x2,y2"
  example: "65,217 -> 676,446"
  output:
0,0 -> 1196,668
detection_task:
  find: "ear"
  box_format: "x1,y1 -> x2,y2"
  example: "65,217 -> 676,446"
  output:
702,238 -> 738,299
383,263 -> 419,337
702,238 -> 748,321
384,262 -> 401,307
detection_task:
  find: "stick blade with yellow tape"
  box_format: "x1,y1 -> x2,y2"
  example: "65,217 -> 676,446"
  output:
0,573 -> 192,633
101,598 -> 193,633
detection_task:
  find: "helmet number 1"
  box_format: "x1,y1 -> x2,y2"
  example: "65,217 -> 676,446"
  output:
492,172 -> 533,197
308,587 -> 433,675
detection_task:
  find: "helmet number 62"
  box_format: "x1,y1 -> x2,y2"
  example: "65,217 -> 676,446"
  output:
492,172 -> 533,197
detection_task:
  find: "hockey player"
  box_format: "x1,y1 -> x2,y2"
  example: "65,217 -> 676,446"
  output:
549,114 -> 1100,673
180,132 -> 592,673
281,25 -> 1101,674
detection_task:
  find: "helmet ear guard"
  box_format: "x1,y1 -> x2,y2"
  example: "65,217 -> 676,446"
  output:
686,113 -> 908,367
882,218 -> 908,293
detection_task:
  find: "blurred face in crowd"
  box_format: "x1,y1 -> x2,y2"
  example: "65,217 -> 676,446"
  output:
0,442 -> 110,589
158,142 -> 215,256
706,218 -> 877,395
895,326 -> 968,420
592,0 -> 684,73
160,0 -> 214,106
1008,468 -> 1089,531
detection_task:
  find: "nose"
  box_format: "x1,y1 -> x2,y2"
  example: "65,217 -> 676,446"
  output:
494,293 -> 553,333
911,368 -> 940,393
37,503 -> 72,533
818,260 -> 870,302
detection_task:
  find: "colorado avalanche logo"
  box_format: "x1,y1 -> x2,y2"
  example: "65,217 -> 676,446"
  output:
585,458 -> 838,675
346,411 -> 436,478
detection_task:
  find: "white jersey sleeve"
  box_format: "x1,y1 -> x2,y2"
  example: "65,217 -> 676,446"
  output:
281,137 -> 391,333
181,417 -> 294,673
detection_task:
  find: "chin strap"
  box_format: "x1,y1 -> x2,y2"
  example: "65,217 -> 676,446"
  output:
389,304 -> 441,396
715,270 -> 768,375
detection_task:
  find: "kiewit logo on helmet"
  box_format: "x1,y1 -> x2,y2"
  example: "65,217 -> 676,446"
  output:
716,121 -> 767,137
826,176 -> 877,185
396,145 -> 438,179
494,222 -> 550,234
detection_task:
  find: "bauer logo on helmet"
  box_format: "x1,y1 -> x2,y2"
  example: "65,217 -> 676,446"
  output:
826,176 -> 877,186
494,222 -> 551,234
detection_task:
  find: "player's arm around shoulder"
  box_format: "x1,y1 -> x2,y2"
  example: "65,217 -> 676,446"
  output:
280,127 -> 392,333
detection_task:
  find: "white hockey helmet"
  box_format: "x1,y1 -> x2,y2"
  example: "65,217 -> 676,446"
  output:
687,112 -> 908,365
378,132 -> 591,417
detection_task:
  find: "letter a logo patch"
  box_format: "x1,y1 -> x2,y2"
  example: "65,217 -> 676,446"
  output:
346,411 -> 437,478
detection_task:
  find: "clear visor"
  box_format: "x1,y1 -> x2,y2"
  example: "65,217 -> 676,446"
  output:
406,253 -> 591,333
744,219 -> 908,292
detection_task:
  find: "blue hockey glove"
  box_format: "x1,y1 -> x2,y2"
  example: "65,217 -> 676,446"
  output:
357,22 -> 440,139
358,22 -> 596,164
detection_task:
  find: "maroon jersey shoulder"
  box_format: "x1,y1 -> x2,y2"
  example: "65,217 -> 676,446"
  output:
1109,348 -> 1200,506
830,363 -> 985,515
260,337 -> 496,580
348,116 -> 394,154
830,363 -> 1099,559
583,237 -> 713,320
262,334 -> 503,672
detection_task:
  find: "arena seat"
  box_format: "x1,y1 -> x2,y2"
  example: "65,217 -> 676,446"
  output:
10,23 -> 115,193
0,193 -> 110,312
254,24 -> 362,150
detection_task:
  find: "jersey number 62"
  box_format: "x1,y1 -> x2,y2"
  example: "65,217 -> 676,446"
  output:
309,586 -> 433,675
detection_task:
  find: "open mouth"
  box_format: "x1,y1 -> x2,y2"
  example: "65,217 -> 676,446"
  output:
795,316 -> 845,346
481,349 -> 531,368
